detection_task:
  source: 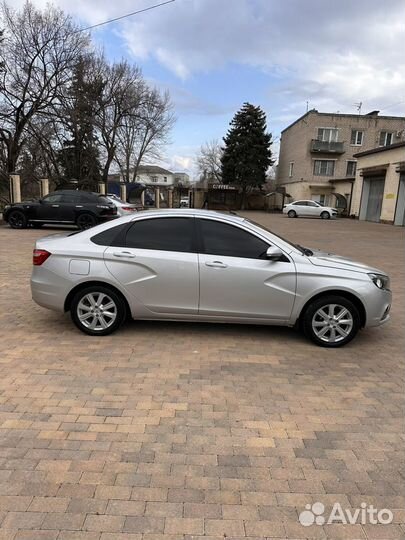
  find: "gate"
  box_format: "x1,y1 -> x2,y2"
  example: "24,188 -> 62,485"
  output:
365,178 -> 385,222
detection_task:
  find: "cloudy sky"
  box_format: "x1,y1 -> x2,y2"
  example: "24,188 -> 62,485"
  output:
14,0 -> 405,177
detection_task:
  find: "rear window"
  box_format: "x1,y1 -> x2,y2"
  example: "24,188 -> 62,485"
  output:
98,195 -> 112,205
125,217 -> 195,252
91,223 -> 128,246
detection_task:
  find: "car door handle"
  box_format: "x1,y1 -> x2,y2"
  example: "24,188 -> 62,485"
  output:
113,251 -> 136,259
51,204 -> 60,208
205,260 -> 227,268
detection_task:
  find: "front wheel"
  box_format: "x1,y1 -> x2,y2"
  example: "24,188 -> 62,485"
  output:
8,210 -> 27,229
71,286 -> 126,336
76,213 -> 96,230
320,211 -> 330,219
287,210 -> 297,218
302,295 -> 360,347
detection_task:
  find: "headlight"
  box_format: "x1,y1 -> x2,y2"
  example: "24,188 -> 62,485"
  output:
4,204 -> 11,210
368,273 -> 390,290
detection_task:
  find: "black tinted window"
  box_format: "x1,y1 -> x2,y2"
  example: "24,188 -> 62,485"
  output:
59,193 -> 78,203
199,219 -> 268,259
77,192 -> 97,203
91,223 -> 128,246
125,218 -> 194,252
43,193 -> 63,203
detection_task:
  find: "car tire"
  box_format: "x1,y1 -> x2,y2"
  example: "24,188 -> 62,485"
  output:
71,285 -> 127,336
321,211 -> 330,219
302,295 -> 360,347
76,213 -> 96,230
8,210 -> 27,229
287,210 -> 297,218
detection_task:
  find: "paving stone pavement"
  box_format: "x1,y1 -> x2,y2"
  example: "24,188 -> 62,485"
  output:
0,213 -> 404,540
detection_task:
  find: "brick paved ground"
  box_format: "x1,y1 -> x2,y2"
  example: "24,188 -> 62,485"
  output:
0,213 -> 404,540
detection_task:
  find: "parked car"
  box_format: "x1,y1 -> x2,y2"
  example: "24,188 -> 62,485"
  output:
283,200 -> 338,219
180,197 -> 190,208
106,194 -> 141,216
31,209 -> 391,347
4,190 -> 117,230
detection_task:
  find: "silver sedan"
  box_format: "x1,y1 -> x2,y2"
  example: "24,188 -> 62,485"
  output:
31,209 -> 391,347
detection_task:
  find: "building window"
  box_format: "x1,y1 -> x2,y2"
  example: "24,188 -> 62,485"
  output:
163,176 -> 167,183
313,160 -> 335,176
151,176 -> 158,183
346,161 -> 357,176
288,162 -> 294,177
379,131 -> 393,146
350,130 -> 364,145
317,128 -> 339,142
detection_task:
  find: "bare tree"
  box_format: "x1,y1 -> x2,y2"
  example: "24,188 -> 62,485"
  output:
95,59 -> 145,184
115,88 -> 175,182
0,1 -> 88,174
196,139 -> 223,183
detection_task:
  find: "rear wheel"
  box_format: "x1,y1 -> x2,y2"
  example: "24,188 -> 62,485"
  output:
8,210 -> 27,229
321,211 -> 330,219
76,213 -> 96,230
302,295 -> 360,347
71,285 -> 126,336
287,210 -> 297,218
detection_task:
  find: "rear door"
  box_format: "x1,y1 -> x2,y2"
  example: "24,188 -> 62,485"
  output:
103,216 -> 199,315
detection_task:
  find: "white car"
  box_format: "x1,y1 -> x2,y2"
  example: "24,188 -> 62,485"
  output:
283,200 -> 338,219
106,194 -> 140,217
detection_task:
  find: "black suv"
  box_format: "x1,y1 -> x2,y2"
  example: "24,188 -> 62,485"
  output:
4,190 -> 117,230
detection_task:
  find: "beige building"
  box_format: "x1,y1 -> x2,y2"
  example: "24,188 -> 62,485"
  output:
350,142 -> 405,225
276,109 -> 405,212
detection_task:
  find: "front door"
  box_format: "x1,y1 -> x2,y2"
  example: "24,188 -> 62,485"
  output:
197,218 -> 296,320
104,216 -> 199,315
36,193 -> 65,222
366,179 -> 385,222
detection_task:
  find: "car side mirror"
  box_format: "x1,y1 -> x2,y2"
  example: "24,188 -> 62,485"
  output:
266,246 -> 285,261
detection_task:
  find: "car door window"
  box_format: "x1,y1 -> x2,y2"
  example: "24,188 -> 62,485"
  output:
125,217 -> 195,253
59,193 -> 78,204
42,194 -> 63,203
294,201 -> 307,206
199,219 -> 268,259
307,201 -> 318,207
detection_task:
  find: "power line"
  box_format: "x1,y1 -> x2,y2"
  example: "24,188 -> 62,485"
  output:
379,100 -> 405,112
73,0 -> 175,34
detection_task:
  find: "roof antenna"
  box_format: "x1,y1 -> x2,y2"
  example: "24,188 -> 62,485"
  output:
354,101 -> 362,115
306,100 -> 309,113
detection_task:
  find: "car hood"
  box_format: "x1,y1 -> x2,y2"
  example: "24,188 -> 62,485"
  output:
308,249 -> 384,275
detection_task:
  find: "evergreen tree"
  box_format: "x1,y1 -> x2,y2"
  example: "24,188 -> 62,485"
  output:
221,103 -> 274,209
57,57 -> 102,189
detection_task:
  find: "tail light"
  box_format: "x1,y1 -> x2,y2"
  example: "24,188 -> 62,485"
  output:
122,206 -> 136,212
33,249 -> 51,266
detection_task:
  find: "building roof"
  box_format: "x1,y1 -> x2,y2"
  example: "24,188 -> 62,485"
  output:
136,165 -> 173,175
281,109 -> 405,133
353,141 -> 405,158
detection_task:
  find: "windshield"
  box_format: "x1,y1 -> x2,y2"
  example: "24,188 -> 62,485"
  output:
244,218 -> 308,254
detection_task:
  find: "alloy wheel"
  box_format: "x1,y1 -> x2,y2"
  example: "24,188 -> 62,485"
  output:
312,303 -> 353,343
77,292 -> 117,331
77,214 -> 95,230
9,211 -> 26,229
